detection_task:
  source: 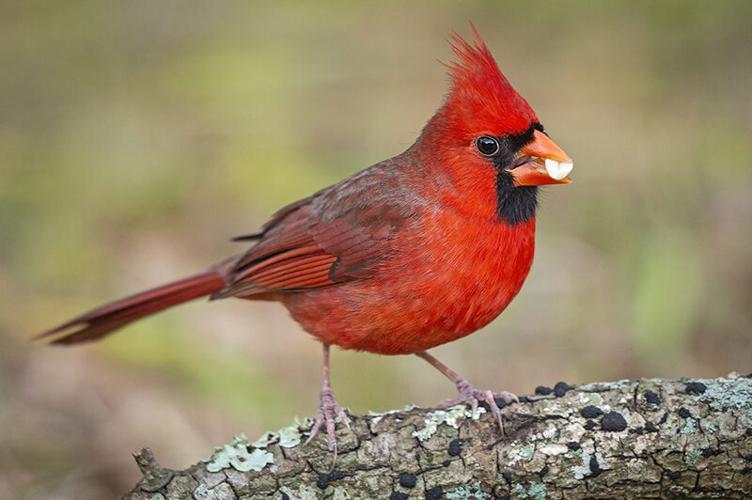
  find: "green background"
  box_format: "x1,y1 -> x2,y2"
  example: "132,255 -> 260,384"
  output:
1,1 -> 751,497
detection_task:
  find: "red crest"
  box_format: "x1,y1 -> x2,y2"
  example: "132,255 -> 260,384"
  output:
438,26 -> 538,140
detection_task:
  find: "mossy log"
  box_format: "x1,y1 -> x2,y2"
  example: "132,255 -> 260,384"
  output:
122,375 -> 752,499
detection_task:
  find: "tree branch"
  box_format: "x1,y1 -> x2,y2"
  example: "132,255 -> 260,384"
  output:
122,375 -> 752,499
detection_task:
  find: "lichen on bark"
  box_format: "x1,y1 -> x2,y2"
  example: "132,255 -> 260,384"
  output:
123,375 -> 752,499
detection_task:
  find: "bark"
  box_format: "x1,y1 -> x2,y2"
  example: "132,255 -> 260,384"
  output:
122,375 -> 752,499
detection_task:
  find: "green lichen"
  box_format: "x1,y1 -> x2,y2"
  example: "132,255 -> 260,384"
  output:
446,481 -> 489,499
572,451 -> 605,480
695,377 -> 752,411
539,400 -> 567,416
252,431 -> 277,449
194,482 -> 249,499
637,381 -> 660,393
331,486 -> 352,499
512,482 -> 547,500
681,417 -> 697,434
527,483 -> 547,500
685,448 -> 702,467
193,484 -> 209,499
506,444 -> 535,466
411,405 -> 485,441
541,426 -> 557,440
529,425 -> 558,443
252,418 -> 306,449
206,434 -> 273,473
149,495 -> 165,500
576,392 -> 603,406
564,448 -> 582,461
700,419 -> 717,433
278,422 -> 303,448
572,450 -> 592,480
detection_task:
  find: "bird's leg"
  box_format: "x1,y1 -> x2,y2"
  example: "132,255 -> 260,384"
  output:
305,343 -> 350,455
415,350 -> 518,434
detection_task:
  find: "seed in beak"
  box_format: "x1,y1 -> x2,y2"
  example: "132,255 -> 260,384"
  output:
544,158 -> 574,180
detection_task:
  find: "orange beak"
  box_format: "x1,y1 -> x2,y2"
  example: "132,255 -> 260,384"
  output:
509,130 -> 574,187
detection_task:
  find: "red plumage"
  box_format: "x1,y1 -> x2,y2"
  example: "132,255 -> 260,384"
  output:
442,27 -> 538,138
39,27 -> 573,451
40,272 -> 225,345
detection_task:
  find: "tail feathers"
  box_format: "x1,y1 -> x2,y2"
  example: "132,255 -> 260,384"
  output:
36,272 -> 225,345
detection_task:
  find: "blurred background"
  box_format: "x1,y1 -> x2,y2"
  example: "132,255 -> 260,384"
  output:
1,1 -> 751,497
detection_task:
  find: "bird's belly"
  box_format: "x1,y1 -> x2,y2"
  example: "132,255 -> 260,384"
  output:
283,218 -> 535,355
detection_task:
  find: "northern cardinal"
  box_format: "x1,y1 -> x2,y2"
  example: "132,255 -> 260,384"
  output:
39,28 -> 573,452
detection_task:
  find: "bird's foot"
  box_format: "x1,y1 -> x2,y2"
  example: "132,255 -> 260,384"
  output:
305,386 -> 351,455
439,379 -> 518,434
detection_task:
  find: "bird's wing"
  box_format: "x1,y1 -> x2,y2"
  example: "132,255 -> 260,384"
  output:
215,161 -> 421,298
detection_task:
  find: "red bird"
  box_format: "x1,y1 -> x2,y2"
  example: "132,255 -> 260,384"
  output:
39,28 -> 573,452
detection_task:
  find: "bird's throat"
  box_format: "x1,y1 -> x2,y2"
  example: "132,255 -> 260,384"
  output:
495,172 -> 538,225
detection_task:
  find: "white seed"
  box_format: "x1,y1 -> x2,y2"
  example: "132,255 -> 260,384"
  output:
545,158 -> 574,180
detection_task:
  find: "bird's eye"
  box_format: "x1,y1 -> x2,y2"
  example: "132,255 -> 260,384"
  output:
476,136 -> 500,156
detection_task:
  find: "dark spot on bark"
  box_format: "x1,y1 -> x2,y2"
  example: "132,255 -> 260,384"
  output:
601,411 -> 628,432
478,400 -> 491,412
448,439 -> 462,457
538,464 -> 550,478
589,455 -> 602,477
399,473 -> 417,489
584,420 -> 597,431
391,493 -> 409,500
281,493 -> 290,500
702,447 -> 721,458
567,441 -> 581,451
677,407 -> 692,419
644,421 -> 659,433
747,428 -> 752,436
667,470 -> 682,480
554,381 -> 573,397
425,485 -> 443,499
741,467 -> 751,475
659,412 -> 669,424
580,405 -> 603,419
631,426 -> 645,435
535,386 -> 553,395
317,470 -> 345,489
517,396 -> 531,403
501,471 -> 513,484
495,496 -> 510,500
644,391 -> 661,405
442,460 -> 451,467
684,382 -> 707,395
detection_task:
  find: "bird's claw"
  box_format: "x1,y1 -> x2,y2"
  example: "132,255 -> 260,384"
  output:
305,386 -> 350,455
439,380 -> 518,435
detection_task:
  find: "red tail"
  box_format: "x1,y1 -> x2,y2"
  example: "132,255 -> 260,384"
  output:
36,272 -> 225,345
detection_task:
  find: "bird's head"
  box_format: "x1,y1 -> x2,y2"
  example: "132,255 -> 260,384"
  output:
418,27 -> 573,225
